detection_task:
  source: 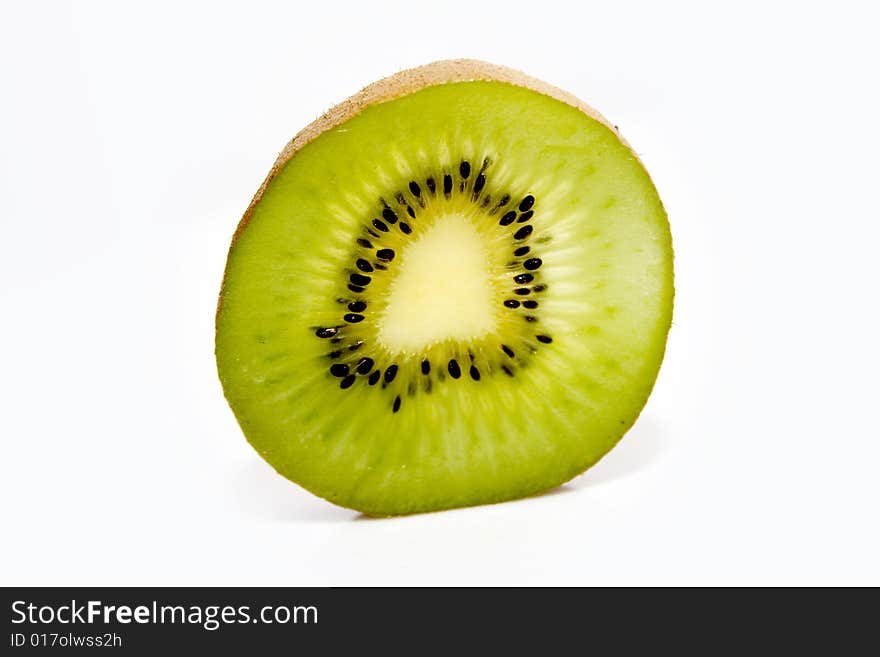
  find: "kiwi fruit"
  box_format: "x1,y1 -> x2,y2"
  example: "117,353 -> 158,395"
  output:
216,59 -> 673,515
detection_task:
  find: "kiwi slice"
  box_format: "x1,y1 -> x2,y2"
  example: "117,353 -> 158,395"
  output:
216,60 -> 673,515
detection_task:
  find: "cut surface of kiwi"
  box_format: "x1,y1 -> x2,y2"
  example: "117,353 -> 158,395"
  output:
216,60 -> 673,515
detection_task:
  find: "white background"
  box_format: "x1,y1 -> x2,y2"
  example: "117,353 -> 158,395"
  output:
2,0 -> 878,586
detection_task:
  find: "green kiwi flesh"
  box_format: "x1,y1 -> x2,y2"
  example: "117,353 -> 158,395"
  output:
216,60 -> 673,515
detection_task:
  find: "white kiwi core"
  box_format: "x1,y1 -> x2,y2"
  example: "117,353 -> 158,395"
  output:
377,213 -> 497,353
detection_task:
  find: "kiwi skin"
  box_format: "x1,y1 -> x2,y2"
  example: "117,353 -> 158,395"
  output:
217,60 -> 674,515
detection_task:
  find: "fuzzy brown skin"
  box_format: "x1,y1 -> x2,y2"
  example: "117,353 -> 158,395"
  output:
218,59 -> 626,316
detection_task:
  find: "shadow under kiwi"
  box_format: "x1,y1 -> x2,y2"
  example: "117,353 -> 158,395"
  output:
566,413 -> 669,490
233,460 -> 358,524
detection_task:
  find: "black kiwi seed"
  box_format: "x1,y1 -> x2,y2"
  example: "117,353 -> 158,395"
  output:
499,211 -> 517,226
504,299 -> 520,308
348,340 -> 364,351
519,195 -> 535,211
348,301 -> 366,312
536,335 -> 553,344
514,288 -> 531,296
315,327 -> 337,338
523,300 -> 539,309
474,173 -> 486,194
494,194 -> 510,209
460,161 -> 471,178
356,259 -> 373,273
514,273 -> 534,284
426,177 -> 436,194
469,365 -> 481,381
356,357 -> 374,374
330,337 -> 344,344
514,225 -> 533,240
502,365 -> 514,377
400,222 -> 412,235
340,375 -> 356,389
376,248 -> 395,262
524,258 -> 543,270
372,219 -> 389,232
348,284 -> 365,293
517,210 -> 534,223
393,395 -> 402,413
374,263 -> 387,271
533,284 -> 547,292
330,363 -> 350,377
349,273 -> 371,287
501,345 -> 515,358
409,181 -> 421,197
357,238 -> 373,249
524,316 -> 538,322
514,246 -> 530,256
327,350 -> 342,359
421,359 -> 430,375
382,208 -> 398,224
384,364 -> 398,383
406,206 -> 415,218
443,174 -> 453,195
447,359 -> 461,379
368,370 -> 381,386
